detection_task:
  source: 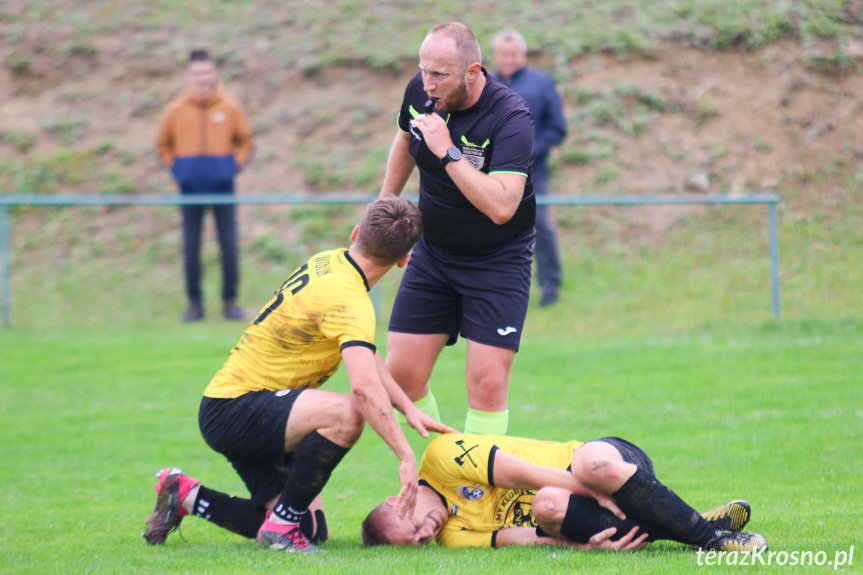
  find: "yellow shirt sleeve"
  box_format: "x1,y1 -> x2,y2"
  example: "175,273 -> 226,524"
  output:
421,434 -> 501,487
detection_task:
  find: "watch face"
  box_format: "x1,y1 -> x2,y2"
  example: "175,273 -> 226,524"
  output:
448,147 -> 462,161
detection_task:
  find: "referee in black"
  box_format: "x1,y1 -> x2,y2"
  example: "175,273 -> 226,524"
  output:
378,22 -> 536,436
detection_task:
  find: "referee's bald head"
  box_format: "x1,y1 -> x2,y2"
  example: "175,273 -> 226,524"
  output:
424,22 -> 481,73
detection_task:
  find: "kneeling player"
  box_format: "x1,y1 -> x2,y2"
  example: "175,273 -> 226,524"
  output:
142,198 -> 455,554
362,433 -> 767,551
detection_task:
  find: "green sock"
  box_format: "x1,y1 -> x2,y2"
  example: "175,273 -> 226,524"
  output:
464,408 -> 509,435
394,392 -> 440,425
414,392 -> 441,422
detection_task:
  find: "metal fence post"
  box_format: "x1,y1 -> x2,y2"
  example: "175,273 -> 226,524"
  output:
769,202 -> 781,320
1,204 -> 10,327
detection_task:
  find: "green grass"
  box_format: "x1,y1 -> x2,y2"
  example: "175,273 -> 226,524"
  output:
2,1 -> 857,74
1,185 -> 860,573
1,317 -> 860,574
2,1 -> 862,571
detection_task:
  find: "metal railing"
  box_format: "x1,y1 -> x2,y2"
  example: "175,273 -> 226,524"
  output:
0,192 -> 781,326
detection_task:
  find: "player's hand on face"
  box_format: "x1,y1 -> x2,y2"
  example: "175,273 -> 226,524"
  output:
586,526 -> 648,552
394,456 -> 419,519
404,406 -> 458,438
409,113 -> 451,159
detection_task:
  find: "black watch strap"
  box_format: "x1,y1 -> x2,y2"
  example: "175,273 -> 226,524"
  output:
441,146 -> 462,167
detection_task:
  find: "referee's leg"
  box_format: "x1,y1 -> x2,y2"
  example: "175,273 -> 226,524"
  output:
464,341 -> 515,435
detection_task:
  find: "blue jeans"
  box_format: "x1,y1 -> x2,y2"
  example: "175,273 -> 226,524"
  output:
180,184 -> 239,306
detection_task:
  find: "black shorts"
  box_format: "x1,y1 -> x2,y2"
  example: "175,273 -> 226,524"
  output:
389,233 -> 534,351
583,436 -> 655,475
199,389 -> 305,508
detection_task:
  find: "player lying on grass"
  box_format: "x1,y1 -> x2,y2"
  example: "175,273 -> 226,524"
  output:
142,198 -> 456,554
362,433 -> 767,551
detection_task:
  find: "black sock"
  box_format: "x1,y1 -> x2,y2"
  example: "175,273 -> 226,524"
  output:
193,486 -> 267,539
300,509 -> 329,543
612,467 -> 715,547
555,493 -> 677,543
272,431 -> 350,523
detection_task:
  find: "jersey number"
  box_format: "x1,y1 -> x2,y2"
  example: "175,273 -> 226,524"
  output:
253,263 -> 310,325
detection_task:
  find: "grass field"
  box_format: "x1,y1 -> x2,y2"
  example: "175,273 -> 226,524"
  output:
1,304 -> 860,573
2,164 -> 861,574
3,0 -> 863,572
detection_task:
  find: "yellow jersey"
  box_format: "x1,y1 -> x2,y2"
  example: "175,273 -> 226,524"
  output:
419,433 -> 583,548
204,248 -> 375,398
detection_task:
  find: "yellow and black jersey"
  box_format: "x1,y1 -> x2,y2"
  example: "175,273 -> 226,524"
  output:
419,433 -> 583,548
204,248 -> 375,398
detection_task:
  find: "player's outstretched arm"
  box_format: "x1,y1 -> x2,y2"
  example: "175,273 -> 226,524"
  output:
373,351 -> 457,437
379,131 -> 415,199
342,346 -> 418,518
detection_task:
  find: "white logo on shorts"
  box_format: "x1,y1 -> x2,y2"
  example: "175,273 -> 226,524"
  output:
275,390 -> 292,397
497,326 -> 517,336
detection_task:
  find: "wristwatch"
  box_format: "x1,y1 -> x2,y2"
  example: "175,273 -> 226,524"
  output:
440,146 -> 462,167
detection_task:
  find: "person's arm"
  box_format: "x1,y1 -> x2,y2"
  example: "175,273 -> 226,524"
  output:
495,526 -> 647,551
445,165 -> 525,225
410,113 -> 525,224
491,449 -> 625,519
341,345 -> 417,518
373,351 -> 457,437
233,104 -> 254,169
379,131 -> 415,198
156,111 -> 175,168
491,449 -> 582,492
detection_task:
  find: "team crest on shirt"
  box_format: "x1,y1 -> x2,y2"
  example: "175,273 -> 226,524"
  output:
495,489 -> 537,528
460,135 -> 489,171
459,485 -> 486,501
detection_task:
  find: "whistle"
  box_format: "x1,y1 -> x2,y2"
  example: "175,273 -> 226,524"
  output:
424,98 -> 439,115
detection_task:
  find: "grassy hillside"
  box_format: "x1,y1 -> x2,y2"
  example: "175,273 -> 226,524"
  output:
2,1 -> 863,330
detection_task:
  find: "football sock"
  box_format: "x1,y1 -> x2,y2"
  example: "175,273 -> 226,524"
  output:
555,493 -> 675,543
273,431 -> 350,524
300,509 -> 329,543
612,466 -> 715,547
394,392 -> 441,427
192,486 -> 266,539
414,392 -> 441,422
464,408 -> 508,435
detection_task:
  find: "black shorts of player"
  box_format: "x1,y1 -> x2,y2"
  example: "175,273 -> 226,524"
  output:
199,389 -> 305,509
582,436 -> 655,475
389,231 -> 534,351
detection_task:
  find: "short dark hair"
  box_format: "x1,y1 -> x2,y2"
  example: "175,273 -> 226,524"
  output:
361,503 -> 395,546
427,22 -> 482,72
354,197 -> 422,266
188,49 -> 212,64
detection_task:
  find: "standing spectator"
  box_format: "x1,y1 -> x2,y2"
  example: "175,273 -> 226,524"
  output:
379,22 -> 535,436
157,49 -> 253,322
492,30 -> 567,307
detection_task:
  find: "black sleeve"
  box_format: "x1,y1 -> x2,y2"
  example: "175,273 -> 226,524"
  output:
487,445 -> 500,487
339,340 -> 376,353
